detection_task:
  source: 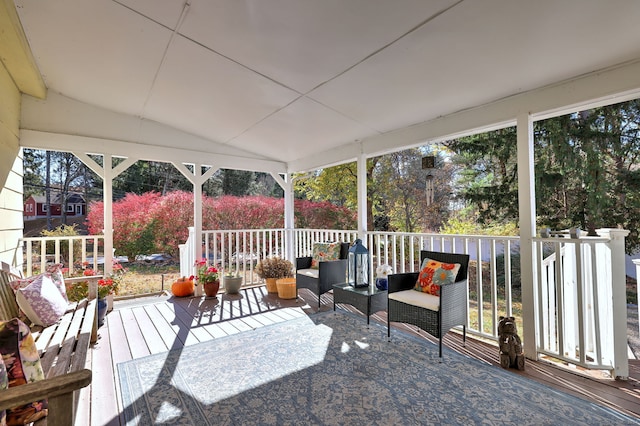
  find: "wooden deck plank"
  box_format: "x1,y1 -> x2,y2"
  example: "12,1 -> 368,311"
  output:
91,316 -> 121,426
87,286 -> 640,425
156,302 -> 206,346
106,311 -> 131,364
74,335 -> 92,426
131,306 -> 168,354
239,315 -> 268,330
200,323 -> 232,339
118,308 -> 150,359
215,320 -> 245,336
143,303 -> 182,350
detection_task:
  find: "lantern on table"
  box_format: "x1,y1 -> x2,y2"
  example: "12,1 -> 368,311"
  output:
348,239 -> 369,288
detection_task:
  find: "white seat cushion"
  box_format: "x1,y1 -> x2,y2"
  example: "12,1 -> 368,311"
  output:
297,268 -> 319,279
388,289 -> 440,312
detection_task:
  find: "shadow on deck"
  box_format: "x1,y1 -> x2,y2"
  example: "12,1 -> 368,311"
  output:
87,286 -> 640,425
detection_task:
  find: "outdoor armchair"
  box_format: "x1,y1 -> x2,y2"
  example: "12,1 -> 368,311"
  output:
387,250 -> 470,359
296,242 -> 350,308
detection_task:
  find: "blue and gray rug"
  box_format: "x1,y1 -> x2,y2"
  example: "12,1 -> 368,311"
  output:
118,310 -> 638,425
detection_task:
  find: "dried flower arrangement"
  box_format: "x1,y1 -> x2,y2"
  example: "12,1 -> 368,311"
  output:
255,257 -> 293,279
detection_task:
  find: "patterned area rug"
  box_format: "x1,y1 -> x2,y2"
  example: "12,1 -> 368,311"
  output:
118,311 -> 638,425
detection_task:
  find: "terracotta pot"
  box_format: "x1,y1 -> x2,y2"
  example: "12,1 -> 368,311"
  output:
203,280 -> 220,298
265,278 -> 278,293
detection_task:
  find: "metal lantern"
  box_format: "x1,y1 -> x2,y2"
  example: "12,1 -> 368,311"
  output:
348,239 -> 369,288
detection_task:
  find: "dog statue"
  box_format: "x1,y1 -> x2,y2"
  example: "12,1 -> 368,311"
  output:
498,316 -> 525,370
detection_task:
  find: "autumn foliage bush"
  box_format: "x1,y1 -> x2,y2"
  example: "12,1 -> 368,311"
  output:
87,191 -> 356,258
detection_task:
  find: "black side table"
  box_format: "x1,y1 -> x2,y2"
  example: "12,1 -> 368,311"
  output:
333,283 -> 387,325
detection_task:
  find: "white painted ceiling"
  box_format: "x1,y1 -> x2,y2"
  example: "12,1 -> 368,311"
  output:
14,0 -> 640,172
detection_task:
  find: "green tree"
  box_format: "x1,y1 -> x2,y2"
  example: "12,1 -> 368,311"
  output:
23,149 -> 44,198
448,99 -> 640,253
295,158 -> 381,230
446,128 -> 519,227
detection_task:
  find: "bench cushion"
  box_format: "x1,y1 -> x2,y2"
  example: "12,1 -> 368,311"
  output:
389,289 -> 440,311
297,268 -> 319,279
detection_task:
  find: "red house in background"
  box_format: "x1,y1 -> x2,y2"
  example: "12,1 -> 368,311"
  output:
24,192 -> 86,221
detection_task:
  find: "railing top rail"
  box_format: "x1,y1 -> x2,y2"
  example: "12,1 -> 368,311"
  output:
533,236 -> 610,243
202,228 -> 285,233
20,235 -> 104,242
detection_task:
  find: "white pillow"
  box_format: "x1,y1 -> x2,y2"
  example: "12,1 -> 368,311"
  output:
16,274 -> 68,326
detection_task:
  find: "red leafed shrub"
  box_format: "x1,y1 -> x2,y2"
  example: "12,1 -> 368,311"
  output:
87,191 -> 356,257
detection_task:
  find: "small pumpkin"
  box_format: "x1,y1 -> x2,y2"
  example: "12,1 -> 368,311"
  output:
171,276 -> 194,297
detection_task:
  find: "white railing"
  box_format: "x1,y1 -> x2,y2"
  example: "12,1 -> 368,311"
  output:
182,227 -> 521,340
180,227 -> 288,288
19,226 -> 627,376
535,229 -> 629,377
19,235 -> 104,276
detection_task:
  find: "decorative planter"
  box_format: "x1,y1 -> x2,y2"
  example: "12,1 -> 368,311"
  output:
224,276 -> 243,294
265,278 -> 278,293
375,278 -> 388,291
276,278 -> 296,299
203,280 -> 220,298
97,297 -> 107,327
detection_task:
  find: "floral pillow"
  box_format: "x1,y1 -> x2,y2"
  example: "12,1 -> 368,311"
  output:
0,319 -> 48,425
311,242 -> 342,269
414,257 -> 461,296
9,264 -> 68,303
15,274 -> 68,327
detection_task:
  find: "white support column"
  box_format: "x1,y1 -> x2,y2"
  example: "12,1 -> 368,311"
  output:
172,163 -> 218,269
283,174 -> 295,262
516,113 -> 538,360
270,172 -> 295,262
103,155 -> 114,276
599,228 -> 630,379
356,153 -> 368,240
74,153 -> 137,277
194,166 -> 203,263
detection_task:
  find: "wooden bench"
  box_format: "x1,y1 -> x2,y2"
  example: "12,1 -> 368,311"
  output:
0,266 -> 99,426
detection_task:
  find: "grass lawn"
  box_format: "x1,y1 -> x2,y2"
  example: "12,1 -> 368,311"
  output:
116,262 -> 180,297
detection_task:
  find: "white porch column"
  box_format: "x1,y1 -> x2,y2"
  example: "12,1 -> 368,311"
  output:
356,153 -> 367,240
270,172 -> 295,262
283,173 -> 295,262
193,167 -> 203,263
74,153 -> 136,277
173,163 -> 218,270
516,112 -> 538,360
599,228 -> 630,379
102,156 -> 114,276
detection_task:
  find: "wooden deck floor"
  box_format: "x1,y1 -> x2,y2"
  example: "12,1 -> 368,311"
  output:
86,286 -> 640,425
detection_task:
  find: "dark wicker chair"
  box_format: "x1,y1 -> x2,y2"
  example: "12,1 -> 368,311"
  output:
387,250 -> 470,358
296,242 -> 350,308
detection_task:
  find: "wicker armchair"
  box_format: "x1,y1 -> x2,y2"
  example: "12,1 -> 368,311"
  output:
296,242 -> 350,308
387,250 -> 470,358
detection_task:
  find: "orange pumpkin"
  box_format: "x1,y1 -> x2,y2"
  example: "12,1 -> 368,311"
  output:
171,277 -> 194,297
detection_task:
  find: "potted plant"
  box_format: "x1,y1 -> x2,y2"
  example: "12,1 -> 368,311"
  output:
191,259 -> 220,298
255,256 -> 293,293
97,277 -> 118,326
223,269 -> 243,294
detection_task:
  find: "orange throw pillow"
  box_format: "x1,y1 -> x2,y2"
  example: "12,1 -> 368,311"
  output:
414,258 -> 461,296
